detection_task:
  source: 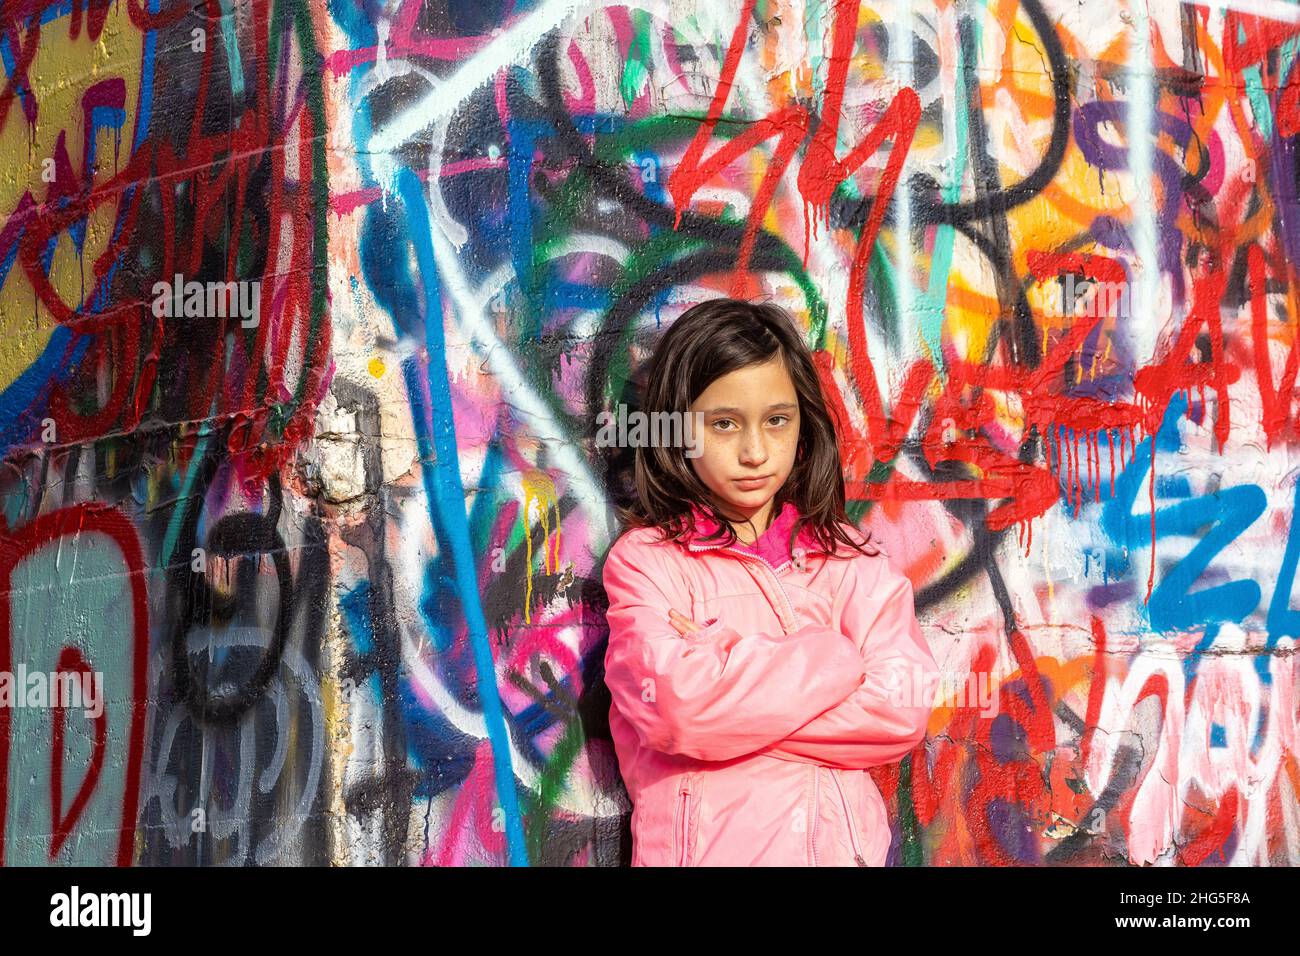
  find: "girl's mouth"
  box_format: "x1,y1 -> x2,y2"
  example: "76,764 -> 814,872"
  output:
733,475 -> 771,490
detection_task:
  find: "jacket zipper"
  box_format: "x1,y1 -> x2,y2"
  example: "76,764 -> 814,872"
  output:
687,531 -> 822,866
830,768 -> 867,865
675,783 -> 693,866
720,546 -> 800,632
810,766 -> 819,866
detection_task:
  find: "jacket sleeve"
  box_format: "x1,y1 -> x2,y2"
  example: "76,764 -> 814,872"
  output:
757,552 -> 937,770
602,537 -> 869,762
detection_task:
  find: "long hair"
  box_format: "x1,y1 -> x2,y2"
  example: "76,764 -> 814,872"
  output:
611,298 -> 876,559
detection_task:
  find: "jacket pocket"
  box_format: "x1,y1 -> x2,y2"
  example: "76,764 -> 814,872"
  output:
673,774 -> 700,866
811,767 -> 869,866
830,768 -> 868,866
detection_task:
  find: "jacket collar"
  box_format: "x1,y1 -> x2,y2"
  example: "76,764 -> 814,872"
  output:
681,500 -> 818,569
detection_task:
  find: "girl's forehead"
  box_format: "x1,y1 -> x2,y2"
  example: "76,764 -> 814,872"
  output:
694,359 -> 798,402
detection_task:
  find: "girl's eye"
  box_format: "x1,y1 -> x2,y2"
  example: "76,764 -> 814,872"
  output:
711,416 -> 791,430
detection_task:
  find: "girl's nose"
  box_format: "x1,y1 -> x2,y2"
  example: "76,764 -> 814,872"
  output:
739,432 -> 769,465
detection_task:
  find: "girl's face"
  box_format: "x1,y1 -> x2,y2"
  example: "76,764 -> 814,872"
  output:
687,354 -> 801,536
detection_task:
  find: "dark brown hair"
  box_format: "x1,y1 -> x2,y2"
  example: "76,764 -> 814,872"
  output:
611,298 -> 876,560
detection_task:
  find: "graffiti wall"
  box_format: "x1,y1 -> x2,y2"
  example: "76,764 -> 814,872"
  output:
2,0 -> 1299,866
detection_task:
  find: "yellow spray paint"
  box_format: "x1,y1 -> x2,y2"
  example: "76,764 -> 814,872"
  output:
0,7 -> 143,394
520,470 -> 561,623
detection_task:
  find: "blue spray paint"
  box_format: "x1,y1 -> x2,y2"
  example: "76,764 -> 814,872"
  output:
392,166 -> 530,866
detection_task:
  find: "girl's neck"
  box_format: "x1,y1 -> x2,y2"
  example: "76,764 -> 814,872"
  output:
722,507 -> 772,544
731,517 -> 769,545
724,498 -> 791,545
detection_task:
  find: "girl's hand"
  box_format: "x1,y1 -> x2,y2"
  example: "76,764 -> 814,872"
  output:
668,609 -> 702,635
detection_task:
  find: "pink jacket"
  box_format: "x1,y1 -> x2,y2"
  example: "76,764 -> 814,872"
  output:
602,502 -> 937,866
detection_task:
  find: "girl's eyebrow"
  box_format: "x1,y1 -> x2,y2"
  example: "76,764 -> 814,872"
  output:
701,402 -> 798,415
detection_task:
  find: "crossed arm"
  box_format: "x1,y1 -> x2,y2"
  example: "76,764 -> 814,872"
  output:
601,541 -> 937,768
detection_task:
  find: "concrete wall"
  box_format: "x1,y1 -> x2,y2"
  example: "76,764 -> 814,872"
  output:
1,0 -> 1297,865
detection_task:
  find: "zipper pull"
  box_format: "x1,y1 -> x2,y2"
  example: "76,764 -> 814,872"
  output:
854,853 -> 866,866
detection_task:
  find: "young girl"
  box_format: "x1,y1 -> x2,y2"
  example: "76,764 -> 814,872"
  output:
601,297 -> 938,866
